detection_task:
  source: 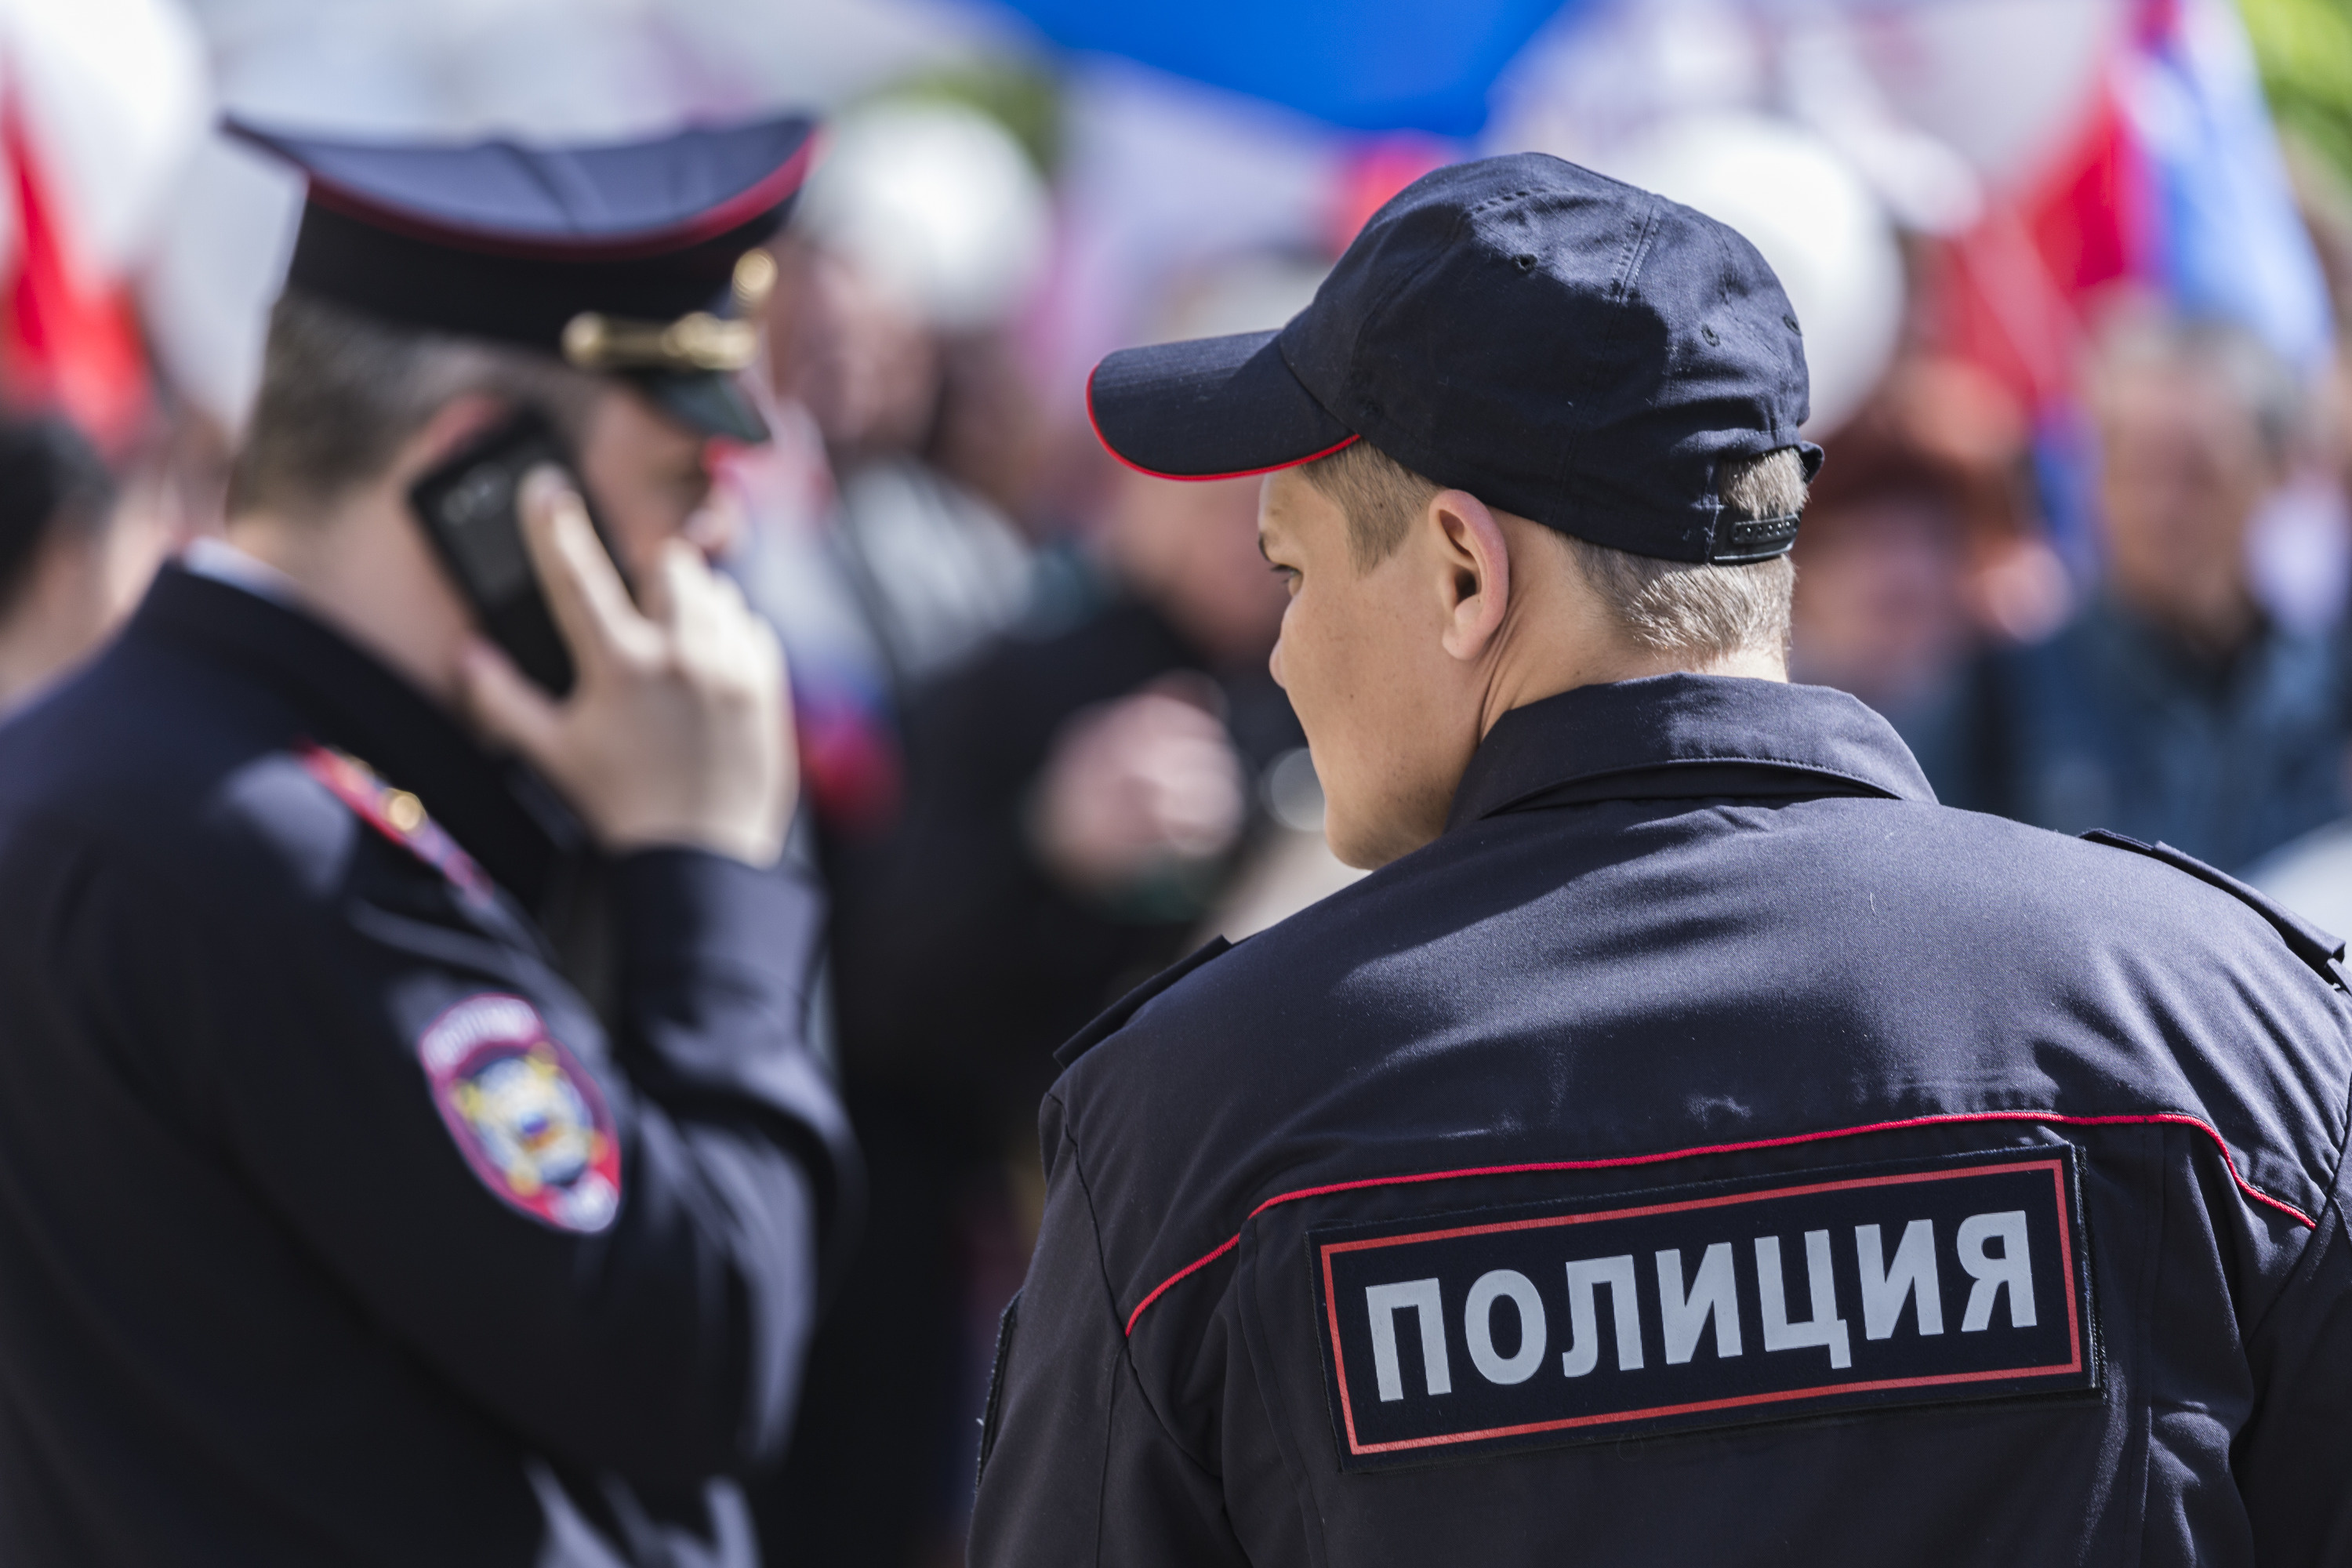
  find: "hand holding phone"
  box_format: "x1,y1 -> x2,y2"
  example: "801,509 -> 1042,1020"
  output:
456,468 -> 797,869
409,409 -> 604,695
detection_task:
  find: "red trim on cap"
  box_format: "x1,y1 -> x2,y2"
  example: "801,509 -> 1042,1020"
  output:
1118,1109 -> 2316,1338
1084,361 -> 1360,482
299,132 -> 818,264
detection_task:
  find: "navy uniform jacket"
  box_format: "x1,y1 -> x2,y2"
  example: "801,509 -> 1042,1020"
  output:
0,565 -> 855,1566
971,675 -> 2352,1567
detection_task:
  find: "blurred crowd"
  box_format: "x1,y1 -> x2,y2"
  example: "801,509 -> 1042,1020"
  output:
12,0 -> 2352,1563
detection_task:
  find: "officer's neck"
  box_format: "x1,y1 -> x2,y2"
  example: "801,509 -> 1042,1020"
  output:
1469,527 -> 1787,743
228,481 -> 474,709
224,405 -> 494,709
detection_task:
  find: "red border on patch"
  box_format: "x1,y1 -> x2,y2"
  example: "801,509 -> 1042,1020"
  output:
1317,1158 -> 2082,1458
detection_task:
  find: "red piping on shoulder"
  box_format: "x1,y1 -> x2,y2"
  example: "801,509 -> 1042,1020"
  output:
1083,365 -> 1360,483
1120,1109 -> 2318,1338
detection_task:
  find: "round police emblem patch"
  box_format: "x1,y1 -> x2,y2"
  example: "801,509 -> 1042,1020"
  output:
417,995 -> 621,1232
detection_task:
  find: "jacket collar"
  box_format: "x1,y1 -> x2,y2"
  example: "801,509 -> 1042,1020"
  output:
129,564 -> 590,909
1446,673 -> 1936,832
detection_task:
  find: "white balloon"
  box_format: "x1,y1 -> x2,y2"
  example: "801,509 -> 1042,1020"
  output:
1601,113 -> 1905,437
1834,0 -> 2127,194
796,100 -> 1053,332
187,0 -> 1015,138
136,133 -> 304,431
0,0 -> 211,278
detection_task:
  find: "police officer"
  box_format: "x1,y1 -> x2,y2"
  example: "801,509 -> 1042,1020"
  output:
971,154 -> 2352,1565
0,118 -> 854,1566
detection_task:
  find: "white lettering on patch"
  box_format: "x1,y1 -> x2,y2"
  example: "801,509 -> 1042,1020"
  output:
1657,1242 -> 1744,1364
419,994 -> 543,1076
1756,1230 -> 1853,1370
1957,1210 -> 2036,1330
1464,1269 -> 1548,1385
1366,1279 -> 1450,1401
1858,1219 -> 1944,1340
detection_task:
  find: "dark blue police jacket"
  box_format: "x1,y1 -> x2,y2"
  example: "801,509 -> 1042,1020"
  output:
0,565 -> 855,1566
971,674 -> 2352,1567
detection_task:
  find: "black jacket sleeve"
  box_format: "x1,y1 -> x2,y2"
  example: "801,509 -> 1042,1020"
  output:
2237,1104 -> 2352,1565
60,793 -> 856,1492
967,1094 -> 1247,1567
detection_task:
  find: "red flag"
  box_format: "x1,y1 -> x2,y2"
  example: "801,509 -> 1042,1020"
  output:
0,108 -> 151,454
1934,79 -> 2154,414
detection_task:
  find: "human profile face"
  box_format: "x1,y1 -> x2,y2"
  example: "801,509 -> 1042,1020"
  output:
764,238 -> 941,459
1258,468 -> 1483,869
2096,365 -> 2276,652
1108,468 -> 1287,667
575,384 -> 741,583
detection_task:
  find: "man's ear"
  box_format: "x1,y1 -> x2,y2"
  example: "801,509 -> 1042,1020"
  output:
1431,488 -> 1510,662
389,394 -> 510,486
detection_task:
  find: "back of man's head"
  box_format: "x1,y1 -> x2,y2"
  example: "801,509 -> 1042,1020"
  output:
1088,155 -> 1819,564
0,416 -> 112,610
1298,437 -> 1807,669
2085,303 -> 2301,654
1084,154 -> 1824,864
2089,304 -> 2303,467
1087,154 -> 1820,677
226,290 -> 600,524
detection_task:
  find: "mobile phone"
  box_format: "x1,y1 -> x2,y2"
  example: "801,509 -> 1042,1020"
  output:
408,408 -> 612,697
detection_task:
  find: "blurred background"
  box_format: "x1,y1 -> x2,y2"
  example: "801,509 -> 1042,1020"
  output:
10,0 -> 2352,1562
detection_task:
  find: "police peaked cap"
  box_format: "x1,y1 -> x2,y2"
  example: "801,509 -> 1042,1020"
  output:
230,115 -> 818,443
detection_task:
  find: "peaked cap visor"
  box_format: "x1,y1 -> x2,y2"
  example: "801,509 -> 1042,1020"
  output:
1087,330 -> 1359,481
637,369 -> 769,444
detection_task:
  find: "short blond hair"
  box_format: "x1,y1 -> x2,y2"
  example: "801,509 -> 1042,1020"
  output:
1298,440 -> 1804,664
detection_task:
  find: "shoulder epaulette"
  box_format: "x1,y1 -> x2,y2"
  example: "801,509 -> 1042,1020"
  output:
2083,829 -> 2346,990
1054,936 -> 1236,1069
296,741 -> 492,903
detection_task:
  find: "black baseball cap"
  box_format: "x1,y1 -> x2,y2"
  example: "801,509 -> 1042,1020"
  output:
230,116 -> 818,443
1087,153 -> 1824,564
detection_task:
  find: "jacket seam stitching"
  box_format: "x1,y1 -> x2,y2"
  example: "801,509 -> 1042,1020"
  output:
2241,1064 -> 2352,1347
1063,1113 -> 1223,1478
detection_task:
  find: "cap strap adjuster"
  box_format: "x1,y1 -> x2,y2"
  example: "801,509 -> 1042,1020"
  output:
1708,510 -> 1799,564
